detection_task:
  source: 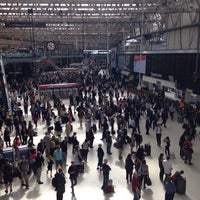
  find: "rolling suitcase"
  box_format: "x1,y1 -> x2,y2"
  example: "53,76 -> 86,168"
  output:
176,178 -> 186,194
145,143 -> 151,156
3,147 -> 15,163
107,185 -> 114,193
107,179 -> 114,193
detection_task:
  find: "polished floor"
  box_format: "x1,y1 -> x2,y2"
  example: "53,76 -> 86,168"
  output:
0,97 -> 200,200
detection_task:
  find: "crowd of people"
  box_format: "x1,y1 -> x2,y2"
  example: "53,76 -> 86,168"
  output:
0,64 -> 199,200
38,69 -> 82,85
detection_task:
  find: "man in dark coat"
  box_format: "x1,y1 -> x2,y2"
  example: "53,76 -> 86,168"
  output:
34,151 -> 44,184
101,158 -> 111,193
55,168 -> 66,200
97,144 -> 104,170
68,161 -> 77,196
125,153 -> 134,183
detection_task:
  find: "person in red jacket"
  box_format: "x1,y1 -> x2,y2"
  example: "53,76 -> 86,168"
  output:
132,172 -> 141,200
12,136 -> 21,148
12,136 -> 21,161
182,137 -> 193,165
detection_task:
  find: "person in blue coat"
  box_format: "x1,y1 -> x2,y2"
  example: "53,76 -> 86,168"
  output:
164,176 -> 176,200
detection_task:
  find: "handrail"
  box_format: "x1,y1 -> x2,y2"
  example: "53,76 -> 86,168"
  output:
0,55 -> 11,112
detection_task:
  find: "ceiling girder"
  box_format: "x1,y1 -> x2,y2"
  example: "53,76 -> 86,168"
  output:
0,0 -> 199,51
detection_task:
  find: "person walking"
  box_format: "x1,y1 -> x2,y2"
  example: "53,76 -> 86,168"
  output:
179,132 -> 187,160
145,117 -> 151,135
130,132 -> 136,153
54,144 -> 63,170
105,131 -> 112,155
34,151 -> 45,184
155,123 -> 162,147
65,121 -> 72,137
2,158 -> 13,194
101,158 -> 111,193
97,144 -> 104,170
47,155 -> 54,177
169,104 -> 175,120
81,139 -> 90,162
37,139 -> 45,155
4,127 -> 11,147
77,105 -> 84,127
87,127 -> 95,148
125,153 -> 134,183
161,108 -> 168,128
139,159 -> 149,189
163,156 -> 173,182
0,135 -> 4,153
68,161 -> 77,196
85,119 -> 92,139
182,136 -> 193,165
163,136 -> 170,156
135,132 -> 143,149
43,131 -> 51,157
109,114 -> 115,134
60,137 -> 68,167
0,154 -> 6,183
101,118 -> 109,140
73,146 -> 84,174
72,133 -> 79,154
116,132 -> 125,160
158,153 -> 165,182
18,155 -> 30,189
129,117 -> 136,133
55,168 -> 66,200
131,172 -> 141,200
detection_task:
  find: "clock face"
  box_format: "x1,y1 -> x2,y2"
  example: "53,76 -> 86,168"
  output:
47,42 -> 55,51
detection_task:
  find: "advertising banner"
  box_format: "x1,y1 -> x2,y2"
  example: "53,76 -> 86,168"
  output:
133,55 -> 146,74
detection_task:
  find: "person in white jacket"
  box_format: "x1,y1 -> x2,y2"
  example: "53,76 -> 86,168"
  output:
163,156 -> 173,182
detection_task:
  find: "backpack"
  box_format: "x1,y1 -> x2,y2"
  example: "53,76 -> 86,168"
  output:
3,163 -> 13,176
52,175 -> 58,188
